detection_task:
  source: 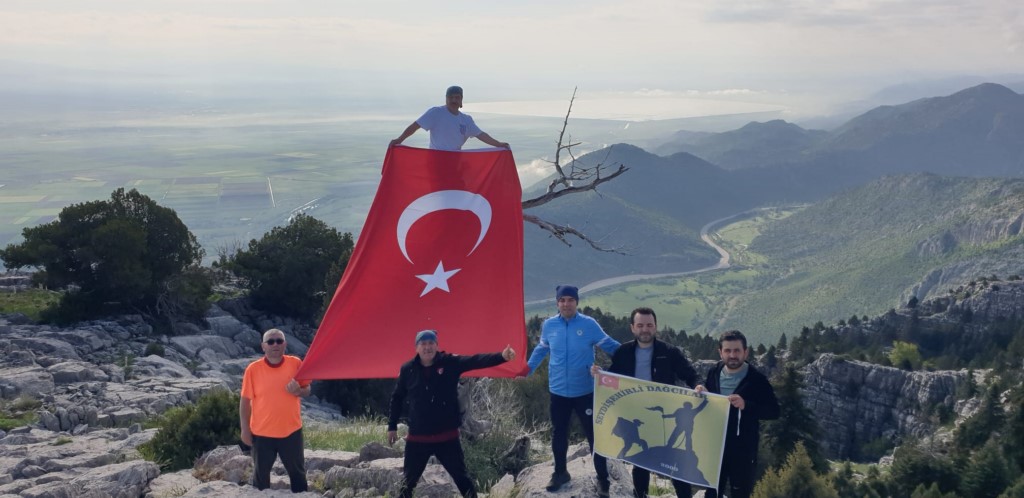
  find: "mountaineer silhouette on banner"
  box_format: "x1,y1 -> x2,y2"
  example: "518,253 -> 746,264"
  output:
296,145 -> 527,380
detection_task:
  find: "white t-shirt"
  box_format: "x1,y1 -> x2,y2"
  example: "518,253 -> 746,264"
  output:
416,106 -> 483,151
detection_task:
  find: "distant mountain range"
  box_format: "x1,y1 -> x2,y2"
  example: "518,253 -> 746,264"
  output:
523,83 -> 1024,309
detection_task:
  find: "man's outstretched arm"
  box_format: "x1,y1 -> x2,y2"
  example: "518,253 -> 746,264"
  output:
390,122 -> 421,147
476,132 -> 509,149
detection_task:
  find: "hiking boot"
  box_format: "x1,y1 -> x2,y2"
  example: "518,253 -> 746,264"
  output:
597,477 -> 610,498
545,471 -> 571,492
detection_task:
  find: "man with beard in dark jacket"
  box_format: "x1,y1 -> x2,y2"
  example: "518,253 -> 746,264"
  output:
696,330 -> 779,498
387,329 -> 515,498
593,307 -> 699,498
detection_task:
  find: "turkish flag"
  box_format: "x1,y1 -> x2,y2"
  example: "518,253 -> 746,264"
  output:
296,146 -> 527,379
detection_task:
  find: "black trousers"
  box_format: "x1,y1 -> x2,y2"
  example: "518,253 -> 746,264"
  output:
550,393 -> 608,480
703,448 -> 755,498
400,438 -> 476,498
632,466 -> 692,498
251,428 -> 308,493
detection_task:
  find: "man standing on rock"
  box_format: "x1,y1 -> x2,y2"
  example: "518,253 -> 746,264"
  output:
592,307 -> 699,498
388,329 -> 516,498
526,285 -> 620,496
696,330 -> 779,498
240,328 -> 312,493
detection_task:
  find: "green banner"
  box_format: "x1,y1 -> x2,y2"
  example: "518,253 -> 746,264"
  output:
593,371 -> 730,488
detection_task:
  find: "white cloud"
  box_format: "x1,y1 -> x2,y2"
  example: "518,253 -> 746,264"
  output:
518,158 -> 555,189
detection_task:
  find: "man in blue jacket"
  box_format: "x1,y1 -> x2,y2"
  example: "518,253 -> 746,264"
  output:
388,329 -> 516,498
526,285 -> 621,496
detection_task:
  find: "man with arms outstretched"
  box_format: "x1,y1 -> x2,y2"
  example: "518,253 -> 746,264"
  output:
390,85 -> 509,151
388,329 -> 516,498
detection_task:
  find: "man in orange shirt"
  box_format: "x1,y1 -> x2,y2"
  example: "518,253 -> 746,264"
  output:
240,328 -> 312,492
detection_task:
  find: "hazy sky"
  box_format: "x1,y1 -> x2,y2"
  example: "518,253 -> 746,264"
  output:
2,0 -> 1023,118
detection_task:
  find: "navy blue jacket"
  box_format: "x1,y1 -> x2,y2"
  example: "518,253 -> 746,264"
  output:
704,362 -> 780,461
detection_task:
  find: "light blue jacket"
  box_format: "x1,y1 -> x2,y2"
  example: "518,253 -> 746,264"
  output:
527,312 -> 620,397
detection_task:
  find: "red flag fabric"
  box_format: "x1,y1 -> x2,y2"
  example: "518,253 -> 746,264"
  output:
296,146 -> 527,380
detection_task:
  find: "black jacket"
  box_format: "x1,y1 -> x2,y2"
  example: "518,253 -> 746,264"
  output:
388,351 -> 506,436
704,362 -> 780,461
607,338 -> 698,388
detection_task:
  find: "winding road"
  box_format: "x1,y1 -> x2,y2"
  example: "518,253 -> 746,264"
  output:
525,207 -> 780,306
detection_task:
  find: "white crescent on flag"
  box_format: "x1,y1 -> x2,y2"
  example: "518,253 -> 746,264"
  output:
396,190 -> 492,264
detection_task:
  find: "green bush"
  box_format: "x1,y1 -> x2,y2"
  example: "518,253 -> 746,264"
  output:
139,389 -> 240,471
462,379 -> 536,490
215,213 -> 353,321
752,443 -> 838,498
0,188 -> 207,323
144,342 -> 165,357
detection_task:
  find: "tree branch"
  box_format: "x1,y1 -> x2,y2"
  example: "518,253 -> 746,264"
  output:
523,214 -> 626,254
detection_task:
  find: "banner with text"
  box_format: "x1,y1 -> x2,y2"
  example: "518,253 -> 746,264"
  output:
594,372 -> 730,488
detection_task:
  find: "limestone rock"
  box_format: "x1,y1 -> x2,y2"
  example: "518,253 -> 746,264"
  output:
801,353 -> 967,459
144,470 -> 200,498
46,361 -> 111,384
132,355 -> 195,379
0,365 -> 54,400
18,460 -> 158,498
169,336 -> 245,363
176,480 -> 321,497
515,451 -> 633,497
358,441 -> 401,462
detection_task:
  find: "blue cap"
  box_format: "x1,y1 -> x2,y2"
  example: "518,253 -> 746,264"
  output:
446,85 -> 463,96
415,329 -> 438,345
555,285 -> 579,301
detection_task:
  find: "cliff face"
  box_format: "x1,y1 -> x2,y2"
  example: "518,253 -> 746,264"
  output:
799,280 -> 1024,460
800,354 -> 967,459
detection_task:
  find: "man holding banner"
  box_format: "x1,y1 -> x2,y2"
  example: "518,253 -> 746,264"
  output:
696,330 -> 779,498
594,307 -> 699,498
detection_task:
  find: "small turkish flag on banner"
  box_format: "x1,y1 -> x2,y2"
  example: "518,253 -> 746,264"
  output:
296,146 -> 528,380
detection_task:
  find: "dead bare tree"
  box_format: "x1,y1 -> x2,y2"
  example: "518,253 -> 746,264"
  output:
520,87 -> 629,253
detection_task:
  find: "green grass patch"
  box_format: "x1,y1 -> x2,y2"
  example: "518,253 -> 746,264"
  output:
0,288 -> 60,321
0,413 -> 37,431
304,417 -> 390,451
0,395 -> 42,431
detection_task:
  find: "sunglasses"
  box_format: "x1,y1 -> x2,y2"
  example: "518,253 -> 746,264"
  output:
265,338 -> 285,345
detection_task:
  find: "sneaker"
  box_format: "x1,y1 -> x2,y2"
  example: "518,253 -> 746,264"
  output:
545,471 -> 571,492
597,477 -> 610,498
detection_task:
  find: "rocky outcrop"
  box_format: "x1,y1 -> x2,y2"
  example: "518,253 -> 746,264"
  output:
906,253 -> 1024,304
0,302 -> 341,496
0,425 -> 157,496
801,353 -> 967,459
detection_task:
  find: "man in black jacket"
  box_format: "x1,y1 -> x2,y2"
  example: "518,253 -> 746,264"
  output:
594,307 -> 699,498
696,330 -> 779,498
387,329 -> 515,498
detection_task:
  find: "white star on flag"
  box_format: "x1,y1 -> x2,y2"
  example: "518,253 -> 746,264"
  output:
416,261 -> 461,297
